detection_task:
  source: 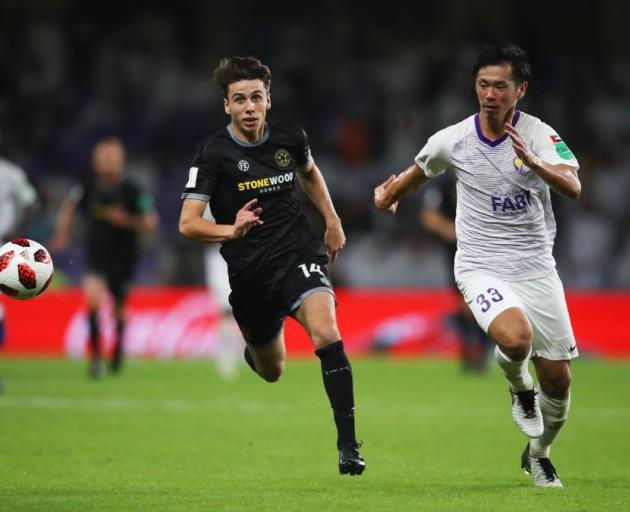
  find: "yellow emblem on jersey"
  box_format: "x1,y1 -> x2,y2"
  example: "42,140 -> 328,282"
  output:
513,157 -> 530,176
274,149 -> 291,168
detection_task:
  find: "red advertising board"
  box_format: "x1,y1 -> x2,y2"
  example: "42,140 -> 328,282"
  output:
1,288 -> 628,358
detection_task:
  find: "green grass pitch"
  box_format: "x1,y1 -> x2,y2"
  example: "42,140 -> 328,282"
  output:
0,357 -> 629,511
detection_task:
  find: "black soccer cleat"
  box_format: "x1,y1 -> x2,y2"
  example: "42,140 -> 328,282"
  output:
88,358 -> 106,379
110,350 -> 124,374
339,442 -> 366,476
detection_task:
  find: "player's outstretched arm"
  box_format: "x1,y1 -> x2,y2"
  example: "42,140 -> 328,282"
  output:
374,163 -> 429,214
179,198 -> 262,243
49,196 -> 78,252
419,208 -> 456,243
103,206 -> 159,232
296,161 -> 345,262
505,124 -> 581,200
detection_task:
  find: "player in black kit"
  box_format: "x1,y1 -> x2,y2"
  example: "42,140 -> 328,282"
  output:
179,56 -> 365,475
51,137 -> 158,377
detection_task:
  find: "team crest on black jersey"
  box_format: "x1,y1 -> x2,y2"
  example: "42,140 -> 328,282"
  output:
238,160 -> 250,172
274,149 -> 291,168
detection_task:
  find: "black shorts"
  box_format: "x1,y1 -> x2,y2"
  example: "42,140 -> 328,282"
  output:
229,253 -> 335,346
86,261 -> 134,303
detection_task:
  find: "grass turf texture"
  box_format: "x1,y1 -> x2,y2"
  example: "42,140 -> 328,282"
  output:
0,358 -> 628,511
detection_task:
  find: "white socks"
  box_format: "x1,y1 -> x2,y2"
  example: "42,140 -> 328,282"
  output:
529,390 -> 570,458
215,314 -> 242,379
494,345 -> 534,391
494,346 -> 570,458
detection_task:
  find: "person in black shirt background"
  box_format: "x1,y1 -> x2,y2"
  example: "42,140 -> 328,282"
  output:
419,173 -> 493,373
179,56 -> 365,476
51,136 -> 159,377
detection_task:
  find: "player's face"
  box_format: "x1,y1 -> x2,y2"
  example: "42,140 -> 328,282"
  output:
92,141 -> 125,183
475,64 -> 527,120
224,79 -> 271,142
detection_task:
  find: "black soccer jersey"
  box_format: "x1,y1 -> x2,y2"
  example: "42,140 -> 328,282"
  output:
74,178 -> 153,270
421,172 -> 458,286
181,123 -> 324,281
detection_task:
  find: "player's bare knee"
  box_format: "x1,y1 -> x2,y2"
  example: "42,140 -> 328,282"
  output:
310,325 -> 341,348
508,334 -> 532,360
493,325 -> 532,360
259,362 -> 284,383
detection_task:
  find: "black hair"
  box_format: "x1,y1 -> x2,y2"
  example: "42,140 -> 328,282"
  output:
473,43 -> 532,84
213,56 -> 272,97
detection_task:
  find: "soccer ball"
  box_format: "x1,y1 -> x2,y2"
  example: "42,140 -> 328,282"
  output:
0,239 -> 54,300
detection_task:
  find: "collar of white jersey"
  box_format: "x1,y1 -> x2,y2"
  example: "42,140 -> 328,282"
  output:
474,110 -> 521,148
226,123 -> 270,147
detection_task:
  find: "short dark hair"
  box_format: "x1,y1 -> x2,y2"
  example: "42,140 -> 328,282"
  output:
473,43 -> 532,85
213,56 -> 272,97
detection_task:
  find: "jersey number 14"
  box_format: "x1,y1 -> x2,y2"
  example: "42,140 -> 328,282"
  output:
298,263 -> 324,279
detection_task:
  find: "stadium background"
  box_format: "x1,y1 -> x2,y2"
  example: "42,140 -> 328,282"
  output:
1,0 -> 628,357
2,2 -> 630,511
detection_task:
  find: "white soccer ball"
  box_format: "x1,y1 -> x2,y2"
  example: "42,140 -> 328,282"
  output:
0,238 -> 54,300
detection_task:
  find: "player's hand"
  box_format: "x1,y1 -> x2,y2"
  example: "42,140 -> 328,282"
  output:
48,233 -> 69,253
505,124 -> 542,168
324,219 -> 346,263
232,199 -> 263,239
105,205 -> 133,228
374,175 -> 399,214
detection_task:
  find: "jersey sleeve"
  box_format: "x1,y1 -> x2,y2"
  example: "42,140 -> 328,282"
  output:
8,165 -> 37,209
292,126 -> 313,171
129,185 -> 155,214
532,122 -> 579,170
414,128 -> 453,178
181,143 -> 222,201
69,182 -> 88,211
137,192 -> 155,213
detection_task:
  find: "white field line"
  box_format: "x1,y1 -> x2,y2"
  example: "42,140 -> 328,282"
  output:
1,395 -> 628,418
0,395 -> 291,414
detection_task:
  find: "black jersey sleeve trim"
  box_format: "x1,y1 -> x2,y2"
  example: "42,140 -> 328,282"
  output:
181,192 -> 210,202
295,155 -> 314,173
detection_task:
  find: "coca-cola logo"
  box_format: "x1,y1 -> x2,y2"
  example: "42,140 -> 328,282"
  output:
64,292 -> 226,358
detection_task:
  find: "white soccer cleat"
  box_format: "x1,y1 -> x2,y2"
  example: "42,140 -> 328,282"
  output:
521,443 -> 563,488
510,387 -> 544,438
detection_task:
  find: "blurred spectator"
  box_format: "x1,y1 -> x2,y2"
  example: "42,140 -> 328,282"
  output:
419,174 -> 493,373
49,136 -> 159,377
0,123 -> 37,391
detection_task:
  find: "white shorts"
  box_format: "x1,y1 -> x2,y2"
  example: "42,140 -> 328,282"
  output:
456,270 -> 578,361
204,245 -> 231,310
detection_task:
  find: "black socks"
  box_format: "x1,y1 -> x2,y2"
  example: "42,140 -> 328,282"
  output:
315,340 -> 357,449
88,311 -> 100,358
110,317 -> 125,371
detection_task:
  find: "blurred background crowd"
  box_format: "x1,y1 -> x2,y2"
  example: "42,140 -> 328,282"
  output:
2,0 -> 629,289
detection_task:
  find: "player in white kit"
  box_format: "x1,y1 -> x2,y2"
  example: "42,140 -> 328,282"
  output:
202,205 -> 243,378
0,125 -> 37,392
374,44 -> 580,488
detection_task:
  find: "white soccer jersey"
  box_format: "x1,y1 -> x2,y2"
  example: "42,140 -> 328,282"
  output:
0,157 -> 36,240
415,111 -> 579,281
